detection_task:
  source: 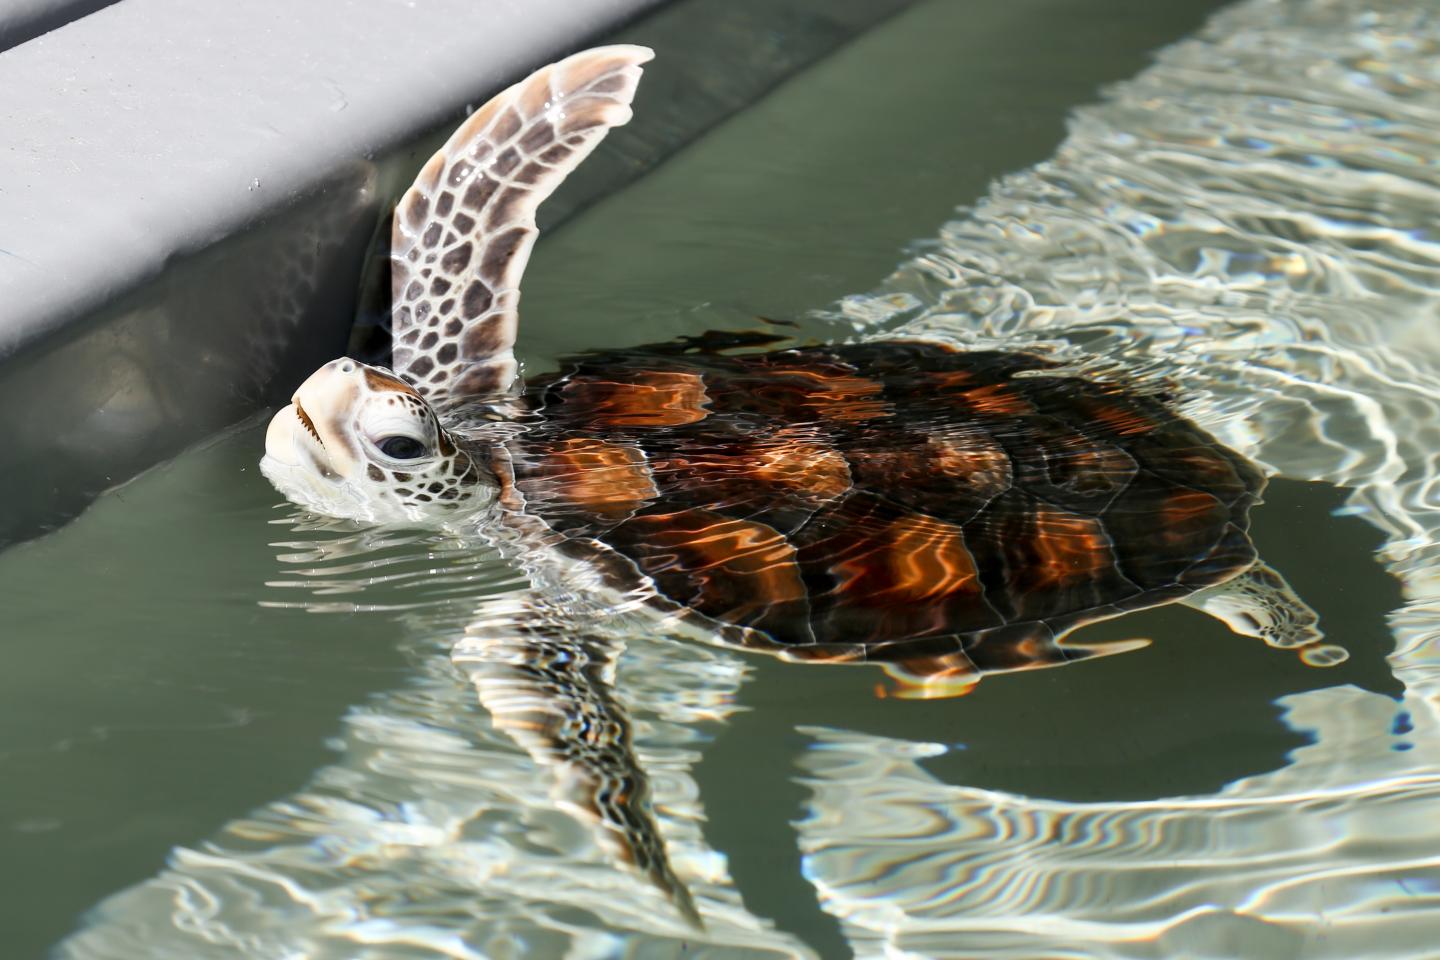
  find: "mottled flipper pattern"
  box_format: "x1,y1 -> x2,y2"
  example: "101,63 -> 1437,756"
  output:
1183,561 -> 1348,666
451,609 -> 701,927
391,45 -> 653,400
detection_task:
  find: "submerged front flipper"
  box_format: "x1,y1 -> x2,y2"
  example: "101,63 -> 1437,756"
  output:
1182,561 -> 1349,667
390,45 -> 652,400
451,617 -> 702,928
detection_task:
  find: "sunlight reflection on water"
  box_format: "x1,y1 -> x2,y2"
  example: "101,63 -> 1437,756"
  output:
60,0 -> 1440,956
800,0 -> 1440,954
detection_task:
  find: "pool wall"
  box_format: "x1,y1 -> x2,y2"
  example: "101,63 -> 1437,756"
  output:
0,0 -> 118,50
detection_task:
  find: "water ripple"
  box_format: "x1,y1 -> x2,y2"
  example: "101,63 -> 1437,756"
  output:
60,581 -> 801,958
58,0 -> 1440,955
798,0 -> 1440,954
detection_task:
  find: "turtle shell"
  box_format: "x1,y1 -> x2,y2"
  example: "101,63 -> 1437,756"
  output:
488,338 -> 1262,678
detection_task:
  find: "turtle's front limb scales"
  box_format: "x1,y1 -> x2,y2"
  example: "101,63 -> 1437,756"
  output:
1181,561 -> 1349,667
451,611 -> 703,930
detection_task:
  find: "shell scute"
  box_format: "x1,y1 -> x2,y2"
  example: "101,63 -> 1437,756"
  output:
844,429 -> 1012,524
833,509 -> 982,604
1099,467 -> 1251,590
1041,440 -> 1140,505
740,428 -> 853,500
1177,521 -> 1257,586
758,365 -> 892,422
963,496 -> 1140,623
955,381 -> 1037,418
559,372 -> 710,427
609,509 -> 812,643
1069,390 -> 1165,437
644,428 -> 851,534
514,438 -> 658,521
1128,433 -> 1259,510
788,492 -> 1003,644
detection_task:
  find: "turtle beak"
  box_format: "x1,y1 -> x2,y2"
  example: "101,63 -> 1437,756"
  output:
263,359 -> 364,475
264,401 -> 330,473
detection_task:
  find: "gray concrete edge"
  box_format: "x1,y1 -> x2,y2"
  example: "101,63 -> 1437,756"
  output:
0,0 -> 119,52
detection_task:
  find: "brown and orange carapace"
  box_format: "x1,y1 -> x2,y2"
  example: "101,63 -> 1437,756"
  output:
495,338 -> 1272,696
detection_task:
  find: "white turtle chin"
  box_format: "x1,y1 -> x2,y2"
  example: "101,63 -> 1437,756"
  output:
260,404 -> 390,524
260,452 -> 463,525
259,453 -> 351,519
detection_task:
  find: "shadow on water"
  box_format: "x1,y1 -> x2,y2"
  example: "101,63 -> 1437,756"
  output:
698,478 -> 1404,953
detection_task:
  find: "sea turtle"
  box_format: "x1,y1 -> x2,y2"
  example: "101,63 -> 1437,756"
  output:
260,45 -> 1347,924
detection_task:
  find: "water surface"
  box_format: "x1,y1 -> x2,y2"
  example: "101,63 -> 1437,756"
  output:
7,0 -> 1440,955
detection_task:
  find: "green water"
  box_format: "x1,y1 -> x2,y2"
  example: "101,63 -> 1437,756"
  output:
11,0 -> 1416,955
0,420 -> 416,953
1,427 -> 1400,956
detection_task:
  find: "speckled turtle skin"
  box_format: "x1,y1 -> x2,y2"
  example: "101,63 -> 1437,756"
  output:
485,337 -> 1261,678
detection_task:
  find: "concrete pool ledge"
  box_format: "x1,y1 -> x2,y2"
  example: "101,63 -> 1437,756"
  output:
0,0 -> 915,547
0,0 -> 118,51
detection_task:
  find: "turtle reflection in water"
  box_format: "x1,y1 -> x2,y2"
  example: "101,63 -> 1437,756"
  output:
261,46 -> 1346,925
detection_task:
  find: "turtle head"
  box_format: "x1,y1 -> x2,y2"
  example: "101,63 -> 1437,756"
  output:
261,358 -> 494,523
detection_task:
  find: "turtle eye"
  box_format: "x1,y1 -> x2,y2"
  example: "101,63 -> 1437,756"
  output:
377,435 -> 428,460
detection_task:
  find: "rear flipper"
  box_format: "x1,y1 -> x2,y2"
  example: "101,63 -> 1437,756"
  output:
1182,561 -> 1349,667
451,618 -> 702,928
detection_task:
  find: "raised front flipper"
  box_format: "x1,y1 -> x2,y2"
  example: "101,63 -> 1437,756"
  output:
450,616 -> 702,928
1183,561 -> 1349,667
391,45 -> 653,400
